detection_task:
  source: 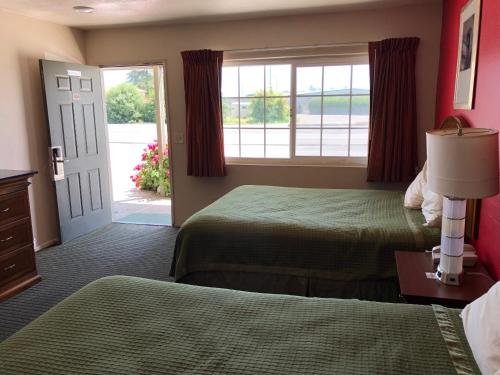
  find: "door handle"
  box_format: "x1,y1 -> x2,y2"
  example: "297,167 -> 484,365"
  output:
49,146 -> 65,181
0,236 -> 14,243
1,207 -> 9,213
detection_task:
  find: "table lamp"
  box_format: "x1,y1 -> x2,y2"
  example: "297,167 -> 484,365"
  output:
426,126 -> 499,285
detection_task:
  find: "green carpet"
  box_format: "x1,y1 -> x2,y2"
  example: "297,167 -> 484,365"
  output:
0,223 -> 178,341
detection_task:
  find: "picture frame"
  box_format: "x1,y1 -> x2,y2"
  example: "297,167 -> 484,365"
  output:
453,0 -> 481,110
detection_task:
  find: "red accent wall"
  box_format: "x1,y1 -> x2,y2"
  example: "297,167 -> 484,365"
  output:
435,0 -> 500,279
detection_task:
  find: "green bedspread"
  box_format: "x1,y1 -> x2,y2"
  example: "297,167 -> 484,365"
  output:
0,276 -> 479,374
171,186 -> 440,300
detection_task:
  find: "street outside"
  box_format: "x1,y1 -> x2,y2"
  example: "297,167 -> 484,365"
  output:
223,114 -> 369,158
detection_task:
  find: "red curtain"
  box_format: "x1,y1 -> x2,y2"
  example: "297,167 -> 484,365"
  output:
181,49 -> 226,177
367,38 -> 419,182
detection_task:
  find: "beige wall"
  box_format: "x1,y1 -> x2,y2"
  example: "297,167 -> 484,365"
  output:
85,1 -> 443,226
0,10 -> 85,248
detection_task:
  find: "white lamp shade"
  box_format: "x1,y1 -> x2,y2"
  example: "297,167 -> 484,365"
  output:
426,128 -> 499,199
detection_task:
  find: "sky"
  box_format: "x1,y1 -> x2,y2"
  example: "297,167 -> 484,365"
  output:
222,64 -> 369,97
102,69 -> 131,91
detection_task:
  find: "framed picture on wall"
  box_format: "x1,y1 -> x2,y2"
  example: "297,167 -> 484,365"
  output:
454,0 -> 481,109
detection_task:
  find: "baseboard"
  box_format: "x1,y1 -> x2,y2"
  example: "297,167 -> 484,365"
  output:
34,238 -> 59,252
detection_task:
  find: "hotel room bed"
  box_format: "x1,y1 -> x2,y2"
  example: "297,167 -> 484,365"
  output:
0,276 -> 480,375
170,185 -> 440,301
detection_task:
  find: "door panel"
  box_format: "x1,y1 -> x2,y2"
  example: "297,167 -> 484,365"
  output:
83,104 -> 98,155
88,169 -> 103,211
40,60 -> 111,242
59,103 -> 78,159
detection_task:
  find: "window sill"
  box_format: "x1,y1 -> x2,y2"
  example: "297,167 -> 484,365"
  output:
225,157 -> 367,168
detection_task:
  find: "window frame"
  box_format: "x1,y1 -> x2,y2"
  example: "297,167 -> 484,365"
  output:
223,55 -> 369,167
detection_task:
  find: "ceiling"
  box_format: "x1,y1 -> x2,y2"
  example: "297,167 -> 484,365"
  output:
0,0 -> 421,29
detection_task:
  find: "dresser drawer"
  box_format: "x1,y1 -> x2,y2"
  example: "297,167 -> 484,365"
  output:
0,190 -> 30,226
0,219 -> 32,255
0,245 -> 36,287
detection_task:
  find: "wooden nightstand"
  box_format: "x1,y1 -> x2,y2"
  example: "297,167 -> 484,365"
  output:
395,251 -> 495,308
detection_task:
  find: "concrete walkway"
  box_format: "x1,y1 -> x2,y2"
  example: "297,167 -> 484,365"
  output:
108,123 -> 171,225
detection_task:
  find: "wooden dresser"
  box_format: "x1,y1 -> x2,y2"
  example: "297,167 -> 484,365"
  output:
0,170 -> 41,302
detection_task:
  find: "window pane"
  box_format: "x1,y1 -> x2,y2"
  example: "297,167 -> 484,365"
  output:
224,144 -> 239,158
266,128 -> 290,158
241,128 -> 264,157
222,66 -> 238,97
266,129 -> 289,145
241,145 -> 264,157
240,98 -> 264,128
240,65 -> 264,97
297,66 -> 322,95
323,96 -> 350,127
323,65 -> 351,95
224,125 -> 239,157
352,64 -> 370,94
223,126 -> 239,144
322,129 -> 348,156
296,96 -> 321,126
266,97 -> 289,127
266,65 -> 291,97
296,128 -> 321,156
266,146 -> 289,158
241,129 -> 264,145
351,96 -> 370,127
222,98 -> 239,125
350,128 -> 369,157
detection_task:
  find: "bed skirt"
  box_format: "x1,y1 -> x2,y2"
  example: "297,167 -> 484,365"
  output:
179,272 -> 400,302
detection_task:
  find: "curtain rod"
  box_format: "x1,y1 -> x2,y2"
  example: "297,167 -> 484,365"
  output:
224,41 -> 369,53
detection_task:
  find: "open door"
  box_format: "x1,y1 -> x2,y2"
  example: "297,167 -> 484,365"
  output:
40,60 -> 111,242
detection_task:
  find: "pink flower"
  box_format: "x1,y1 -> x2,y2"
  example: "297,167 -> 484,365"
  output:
165,170 -> 170,177
141,153 -> 147,161
135,181 -> 140,188
148,143 -> 156,151
151,155 -> 159,165
163,148 -> 168,156
134,163 -> 145,171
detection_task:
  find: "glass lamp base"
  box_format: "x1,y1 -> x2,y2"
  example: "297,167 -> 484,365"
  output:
436,197 -> 466,286
436,263 -> 464,286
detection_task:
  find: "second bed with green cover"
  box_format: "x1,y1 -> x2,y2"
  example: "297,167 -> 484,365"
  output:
0,276 -> 479,374
171,185 -> 440,301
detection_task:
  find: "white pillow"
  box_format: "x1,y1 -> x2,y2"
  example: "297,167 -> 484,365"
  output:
404,168 -> 425,209
421,184 -> 443,227
420,162 -> 443,227
461,282 -> 500,375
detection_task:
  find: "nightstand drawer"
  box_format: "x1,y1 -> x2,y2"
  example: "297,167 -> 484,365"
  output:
0,245 -> 36,287
0,190 -> 30,226
0,219 -> 33,255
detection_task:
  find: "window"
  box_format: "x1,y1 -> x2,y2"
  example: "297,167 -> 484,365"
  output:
222,64 -> 291,158
222,58 -> 370,164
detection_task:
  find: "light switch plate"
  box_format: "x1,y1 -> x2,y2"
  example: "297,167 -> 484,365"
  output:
174,132 -> 184,144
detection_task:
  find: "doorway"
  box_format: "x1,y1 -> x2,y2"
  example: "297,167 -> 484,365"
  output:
102,65 -> 172,226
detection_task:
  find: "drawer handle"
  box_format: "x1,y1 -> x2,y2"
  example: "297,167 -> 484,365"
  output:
3,264 -> 16,272
0,236 -> 14,243
1,207 -> 9,213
